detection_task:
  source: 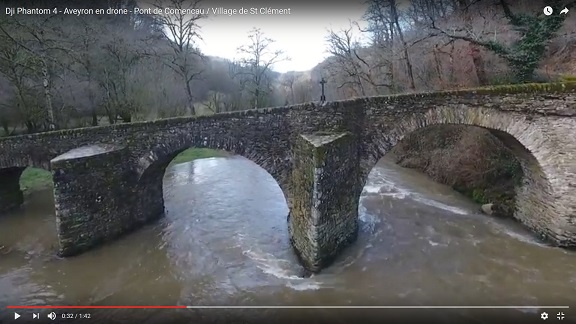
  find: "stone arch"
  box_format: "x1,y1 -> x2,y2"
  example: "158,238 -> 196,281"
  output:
0,156 -> 52,171
362,105 -> 569,245
0,167 -> 28,213
0,159 -> 53,214
132,134 -> 292,224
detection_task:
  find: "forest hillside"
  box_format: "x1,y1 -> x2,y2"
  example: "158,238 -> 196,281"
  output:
1,0 -> 575,215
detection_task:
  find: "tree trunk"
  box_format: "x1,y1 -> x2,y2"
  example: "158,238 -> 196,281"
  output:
389,22 -> 396,93
449,42 -> 456,86
185,81 -> 196,115
390,0 -> 416,91
40,55 -> 55,130
433,47 -> 444,86
91,111 -> 98,126
357,75 -> 366,96
455,0 -> 488,86
88,87 -> 98,126
469,44 -> 488,85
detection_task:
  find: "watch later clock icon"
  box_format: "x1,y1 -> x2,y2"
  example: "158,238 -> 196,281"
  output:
543,6 -> 554,16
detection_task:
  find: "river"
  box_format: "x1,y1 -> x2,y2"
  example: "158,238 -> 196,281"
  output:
1,155 -> 575,323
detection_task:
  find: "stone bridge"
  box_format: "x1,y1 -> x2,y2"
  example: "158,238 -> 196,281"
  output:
1,83 -> 576,273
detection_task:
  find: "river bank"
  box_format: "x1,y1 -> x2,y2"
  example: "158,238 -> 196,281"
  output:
390,125 -> 523,218
19,148 -> 226,193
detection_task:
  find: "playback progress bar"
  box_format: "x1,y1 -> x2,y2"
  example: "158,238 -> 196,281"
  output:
188,306 -> 571,309
7,305 -> 571,309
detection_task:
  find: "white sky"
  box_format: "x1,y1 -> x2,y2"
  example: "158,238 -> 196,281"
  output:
196,2 -> 368,73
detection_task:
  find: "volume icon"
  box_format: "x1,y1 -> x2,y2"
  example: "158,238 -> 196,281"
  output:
47,312 -> 56,320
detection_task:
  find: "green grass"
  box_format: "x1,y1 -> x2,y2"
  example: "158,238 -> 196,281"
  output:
169,148 -> 228,165
18,148 -> 227,193
20,167 -> 53,192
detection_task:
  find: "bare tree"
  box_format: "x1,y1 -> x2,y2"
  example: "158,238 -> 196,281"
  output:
0,1 -> 262,135
361,3 -> 397,91
293,78 -> 314,103
234,28 -> 288,109
325,27 -> 366,96
0,15 -> 66,130
0,31 -> 43,133
452,0 -> 489,85
65,18 -> 103,125
152,0 -> 206,115
202,91 -> 228,114
325,24 -> 392,97
98,30 -> 147,123
389,0 -> 416,90
281,73 -> 296,104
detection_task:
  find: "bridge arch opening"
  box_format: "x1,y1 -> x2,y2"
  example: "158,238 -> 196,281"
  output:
19,167 -> 54,194
359,109 -> 562,246
0,165 -> 57,258
133,144 -> 298,273
388,124 -> 524,216
134,142 -> 292,236
0,165 -> 54,214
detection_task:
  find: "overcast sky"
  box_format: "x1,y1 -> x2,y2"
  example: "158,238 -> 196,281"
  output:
194,1 -> 368,73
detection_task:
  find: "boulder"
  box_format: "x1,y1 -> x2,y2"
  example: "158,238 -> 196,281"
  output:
481,203 -> 494,215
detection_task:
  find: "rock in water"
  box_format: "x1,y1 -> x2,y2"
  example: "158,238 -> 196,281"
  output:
481,203 -> 494,215
298,268 -> 312,278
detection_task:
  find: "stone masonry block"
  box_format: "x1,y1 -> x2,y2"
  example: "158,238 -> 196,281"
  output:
51,144 -> 135,257
289,132 -> 361,273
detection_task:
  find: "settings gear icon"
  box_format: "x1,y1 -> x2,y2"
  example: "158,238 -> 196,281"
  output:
541,312 -> 549,320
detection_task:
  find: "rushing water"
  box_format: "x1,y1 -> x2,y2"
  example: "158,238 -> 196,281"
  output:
1,155 -> 575,323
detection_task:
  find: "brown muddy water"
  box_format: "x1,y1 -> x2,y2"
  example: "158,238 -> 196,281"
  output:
1,155 -> 575,323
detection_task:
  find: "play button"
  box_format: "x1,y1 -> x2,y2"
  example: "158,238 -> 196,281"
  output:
14,313 -> 20,320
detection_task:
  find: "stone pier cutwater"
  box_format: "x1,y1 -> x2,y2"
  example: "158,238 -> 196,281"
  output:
0,83 -> 575,272
289,132 -> 362,272
51,144 -> 139,257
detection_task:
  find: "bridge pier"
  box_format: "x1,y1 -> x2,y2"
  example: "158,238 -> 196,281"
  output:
0,167 -> 25,213
289,132 -> 362,273
51,145 -> 137,257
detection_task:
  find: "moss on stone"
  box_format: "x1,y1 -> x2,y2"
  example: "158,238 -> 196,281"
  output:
374,81 -> 576,103
560,75 -> 576,82
443,81 -> 576,95
290,136 -> 315,237
169,148 -> 228,166
314,145 -> 327,168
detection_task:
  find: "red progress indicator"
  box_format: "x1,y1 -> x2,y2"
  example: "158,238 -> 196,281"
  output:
7,305 -> 187,309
